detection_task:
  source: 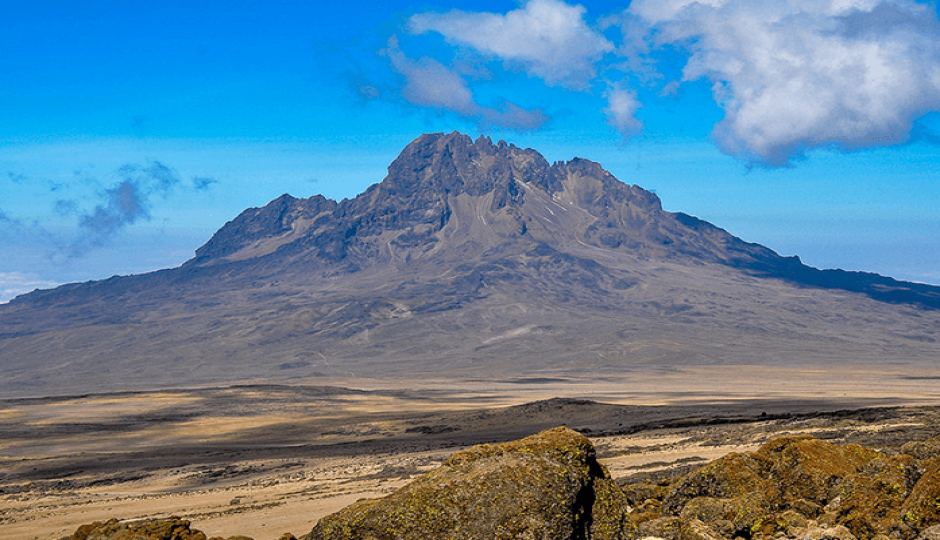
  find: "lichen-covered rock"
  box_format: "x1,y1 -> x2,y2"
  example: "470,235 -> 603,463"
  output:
303,427 -> 636,540
64,517 -> 221,540
903,436 -> 940,461
677,518 -> 723,540
678,497 -> 726,524
636,517 -> 681,540
771,524 -> 858,540
594,473 -> 640,539
837,454 -> 920,538
789,497 -> 823,518
661,453 -> 774,515
900,458 -> 940,539
652,434 -> 940,540
917,524 -> 940,539
757,435 -> 880,508
775,509 -> 809,531
621,483 -> 669,508
659,452 -> 776,539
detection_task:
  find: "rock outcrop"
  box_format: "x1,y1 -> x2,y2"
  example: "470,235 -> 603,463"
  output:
303,426 -> 635,540
63,517 -> 250,540
62,431 -> 940,540
626,433 -> 940,540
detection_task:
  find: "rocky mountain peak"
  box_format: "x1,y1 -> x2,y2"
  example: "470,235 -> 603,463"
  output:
381,131 -> 553,198
178,133 -> 936,307
186,132 -> 685,271
3,132 -> 940,398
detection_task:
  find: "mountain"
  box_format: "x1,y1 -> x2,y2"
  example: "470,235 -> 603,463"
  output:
1,132 -> 938,397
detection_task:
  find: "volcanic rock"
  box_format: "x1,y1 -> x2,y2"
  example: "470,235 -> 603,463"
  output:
302,427 -> 635,540
64,517 -> 230,540
59,430 -> 940,540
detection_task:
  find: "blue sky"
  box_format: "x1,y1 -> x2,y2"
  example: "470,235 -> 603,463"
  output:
2,0 -> 940,302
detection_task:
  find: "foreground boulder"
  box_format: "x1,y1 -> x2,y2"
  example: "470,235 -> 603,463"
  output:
63,431 -> 940,540
627,434 -> 940,540
65,517 -> 227,540
303,427 -> 636,540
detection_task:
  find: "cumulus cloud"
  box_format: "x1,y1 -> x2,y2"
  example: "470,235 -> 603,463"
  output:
390,0 -> 940,166
628,0 -> 940,165
409,0 -> 613,90
71,161 -> 182,255
385,37 -> 548,130
605,86 -> 644,138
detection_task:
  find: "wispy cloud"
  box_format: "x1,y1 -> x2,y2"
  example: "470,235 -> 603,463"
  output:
192,176 -> 219,190
69,161 -> 181,255
482,102 -> 548,131
1,161 -> 216,259
385,37 -> 548,131
6,171 -> 27,184
0,271 -> 59,303
386,38 -> 480,116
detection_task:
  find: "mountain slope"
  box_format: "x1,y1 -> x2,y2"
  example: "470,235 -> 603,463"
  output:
182,132 -> 940,308
1,132 -> 938,397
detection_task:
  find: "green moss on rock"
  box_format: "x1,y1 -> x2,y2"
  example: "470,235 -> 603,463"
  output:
303,427 -> 637,540
64,517 -> 222,540
758,435 -> 879,508
900,458 -> 940,539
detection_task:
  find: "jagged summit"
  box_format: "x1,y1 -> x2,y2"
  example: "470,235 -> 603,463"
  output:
1,132 -> 939,397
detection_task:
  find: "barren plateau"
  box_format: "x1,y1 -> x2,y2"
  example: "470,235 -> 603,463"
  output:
4,381 -> 940,540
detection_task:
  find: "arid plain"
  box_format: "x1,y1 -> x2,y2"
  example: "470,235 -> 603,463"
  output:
3,366 -> 940,540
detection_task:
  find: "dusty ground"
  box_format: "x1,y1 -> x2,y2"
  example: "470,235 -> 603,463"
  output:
2,374 -> 940,540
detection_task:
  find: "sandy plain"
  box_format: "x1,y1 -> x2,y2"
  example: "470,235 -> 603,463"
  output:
2,365 -> 940,540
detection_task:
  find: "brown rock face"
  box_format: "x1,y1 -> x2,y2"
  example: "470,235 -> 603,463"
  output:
302,427 -> 636,540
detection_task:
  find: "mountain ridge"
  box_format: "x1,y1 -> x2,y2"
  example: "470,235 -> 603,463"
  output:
18,131 -> 935,309
1,131 -> 938,397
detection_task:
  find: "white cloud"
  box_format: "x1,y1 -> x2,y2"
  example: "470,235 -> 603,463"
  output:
385,37 -> 548,131
629,0 -> 940,165
0,272 -> 58,304
409,0 -> 614,90
605,86 -> 644,138
386,38 -> 479,116
396,0 -> 940,165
